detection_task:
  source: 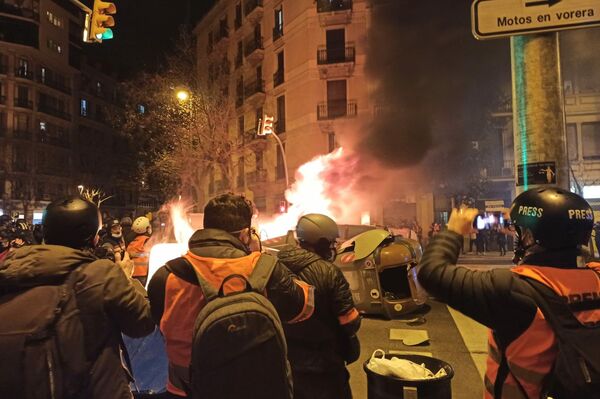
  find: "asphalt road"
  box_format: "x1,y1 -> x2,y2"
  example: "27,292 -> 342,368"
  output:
347,252 -> 513,398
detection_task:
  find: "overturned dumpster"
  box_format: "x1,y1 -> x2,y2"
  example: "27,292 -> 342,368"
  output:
335,229 -> 427,319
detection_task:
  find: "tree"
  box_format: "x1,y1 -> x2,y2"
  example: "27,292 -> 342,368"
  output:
115,31 -> 238,208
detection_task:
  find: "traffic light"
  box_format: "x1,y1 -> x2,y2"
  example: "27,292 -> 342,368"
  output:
258,115 -> 274,136
89,0 -> 116,42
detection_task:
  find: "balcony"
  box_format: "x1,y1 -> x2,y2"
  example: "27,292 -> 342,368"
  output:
235,53 -> 244,69
15,67 -> 34,80
487,160 -> 515,181
317,99 -> 357,120
38,103 -> 71,121
317,0 -> 352,26
0,3 -> 38,20
236,94 -> 244,108
13,129 -> 33,140
244,37 -> 264,64
0,63 -> 7,75
317,45 -> 356,79
0,95 -> 5,105
273,69 -> 284,87
246,169 -> 268,185
244,79 -> 265,106
273,26 -> 283,42
244,0 -> 263,22
39,77 -> 71,95
215,25 -> 229,47
14,98 -> 33,109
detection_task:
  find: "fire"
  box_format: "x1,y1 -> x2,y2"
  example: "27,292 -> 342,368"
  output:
257,148 -> 369,239
146,202 -> 195,287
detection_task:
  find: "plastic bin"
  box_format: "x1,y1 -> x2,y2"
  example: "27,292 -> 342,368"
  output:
363,354 -> 454,399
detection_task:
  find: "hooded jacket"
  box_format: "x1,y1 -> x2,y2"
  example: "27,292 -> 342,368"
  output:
0,245 -> 154,399
278,245 -> 361,372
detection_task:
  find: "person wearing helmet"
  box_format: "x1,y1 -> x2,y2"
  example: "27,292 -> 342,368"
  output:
418,187 -> 600,398
100,218 -> 127,261
120,216 -> 134,246
277,213 -> 361,399
127,216 -> 152,286
0,196 -> 154,398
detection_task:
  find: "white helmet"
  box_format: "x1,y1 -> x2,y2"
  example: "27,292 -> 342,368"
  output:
132,216 -> 151,234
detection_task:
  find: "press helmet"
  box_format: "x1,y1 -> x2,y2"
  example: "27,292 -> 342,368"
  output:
509,187 -> 593,251
43,197 -> 102,249
296,214 -> 339,245
132,216 -> 151,234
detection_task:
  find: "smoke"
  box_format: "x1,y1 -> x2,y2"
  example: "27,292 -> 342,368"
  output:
364,0 -> 510,173
560,28 -> 600,91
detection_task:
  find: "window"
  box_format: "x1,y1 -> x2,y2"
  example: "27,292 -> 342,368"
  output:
15,86 -> 30,108
326,29 -> 346,63
46,11 -> 64,28
96,81 -> 103,96
47,39 -> 62,54
255,150 -> 263,170
40,67 -> 47,83
255,107 -> 263,132
237,157 -> 245,188
276,95 -> 285,133
207,32 -> 213,54
276,143 -> 286,180
582,122 -> 600,159
273,6 -> 283,40
235,3 -> 242,29
137,104 -> 146,114
327,80 -> 347,118
238,115 -> 245,137
328,133 -> 336,152
80,99 -> 88,117
566,123 -> 578,161
274,51 -> 284,87
14,113 -> 30,134
16,58 -> 30,78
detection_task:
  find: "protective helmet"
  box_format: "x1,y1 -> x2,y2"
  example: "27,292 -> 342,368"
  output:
132,216 -> 151,234
296,214 -> 339,245
509,187 -> 593,250
43,197 -> 102,249
0,214 -> 12,226
120,216 -> 133,226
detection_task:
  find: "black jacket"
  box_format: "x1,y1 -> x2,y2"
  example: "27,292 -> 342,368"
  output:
148,229 -> 310,325
278,245 -> 360,372
417,231 -> 586,347
0,245 -> 154,399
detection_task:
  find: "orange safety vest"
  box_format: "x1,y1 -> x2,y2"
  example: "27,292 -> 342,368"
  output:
160,251 -> 313,397
127,235 -> 150,278
484,263 -> 600,399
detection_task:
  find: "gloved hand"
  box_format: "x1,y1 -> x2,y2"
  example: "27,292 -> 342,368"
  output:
116,251 -> 134,279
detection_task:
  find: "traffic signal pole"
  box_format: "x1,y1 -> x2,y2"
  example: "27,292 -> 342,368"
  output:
510,32 -> 569,194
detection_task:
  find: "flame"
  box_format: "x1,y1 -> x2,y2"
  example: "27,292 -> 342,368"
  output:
146,202 -> 195,287
257,147 -> 368,239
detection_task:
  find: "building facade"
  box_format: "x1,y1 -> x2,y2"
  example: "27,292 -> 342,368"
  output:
194,0 -> 374,217
0,0 -> 137,222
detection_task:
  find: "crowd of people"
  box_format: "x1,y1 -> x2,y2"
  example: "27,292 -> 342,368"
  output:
0,187 -> 599,399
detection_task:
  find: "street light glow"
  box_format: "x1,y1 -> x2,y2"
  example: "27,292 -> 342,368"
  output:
176,90 -> 190,102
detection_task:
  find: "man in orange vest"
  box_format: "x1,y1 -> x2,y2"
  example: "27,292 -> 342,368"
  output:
148,194 -> 314,398
127,216 -> 152,286
418,187 -> 600,398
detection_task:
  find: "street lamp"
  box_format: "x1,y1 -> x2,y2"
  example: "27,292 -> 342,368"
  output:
77,185 -> 84,195
176,90 -> 190,102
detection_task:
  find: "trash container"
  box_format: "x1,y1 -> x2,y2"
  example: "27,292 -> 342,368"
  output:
364,354 -> 454,399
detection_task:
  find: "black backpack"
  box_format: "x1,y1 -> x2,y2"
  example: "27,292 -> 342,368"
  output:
524,278 -> 600,399
166,254 -> 293,399
0,268 -> 90,399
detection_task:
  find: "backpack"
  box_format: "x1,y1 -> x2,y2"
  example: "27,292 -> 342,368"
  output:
524,278 -> 600,399
0,268 -> 90,399
166,254 -> 293,399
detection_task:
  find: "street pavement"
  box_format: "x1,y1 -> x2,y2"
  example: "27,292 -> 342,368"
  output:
348,252 -> 513,398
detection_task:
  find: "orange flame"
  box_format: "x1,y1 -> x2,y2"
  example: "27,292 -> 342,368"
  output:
257,147 -> 368,239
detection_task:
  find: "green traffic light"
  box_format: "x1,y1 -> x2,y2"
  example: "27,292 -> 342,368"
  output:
95,28 -> 114,40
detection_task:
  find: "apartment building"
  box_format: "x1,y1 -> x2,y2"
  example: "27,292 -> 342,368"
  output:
0,0 -> 136,221
487,84 -> 600,208
194,0 -> 372,215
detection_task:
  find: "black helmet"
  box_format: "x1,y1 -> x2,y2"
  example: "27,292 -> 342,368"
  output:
296,214 -> 339,245
509,187 -> 593,250
43,197 -> 102,249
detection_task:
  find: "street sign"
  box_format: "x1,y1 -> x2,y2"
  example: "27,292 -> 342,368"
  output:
472,0 -> 600,39
517,161 -> 557,186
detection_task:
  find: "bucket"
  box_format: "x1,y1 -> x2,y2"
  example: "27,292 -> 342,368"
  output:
363,354 -> 454,399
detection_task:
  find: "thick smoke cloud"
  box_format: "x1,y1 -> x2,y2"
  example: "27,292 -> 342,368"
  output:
364,0 -> 509,169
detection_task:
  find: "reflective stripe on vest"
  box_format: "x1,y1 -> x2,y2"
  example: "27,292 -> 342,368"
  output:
483,264 -> 600,399
127,235 -> 150,278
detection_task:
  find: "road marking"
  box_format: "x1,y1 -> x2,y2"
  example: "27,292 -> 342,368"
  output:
447,306 -> 488,379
